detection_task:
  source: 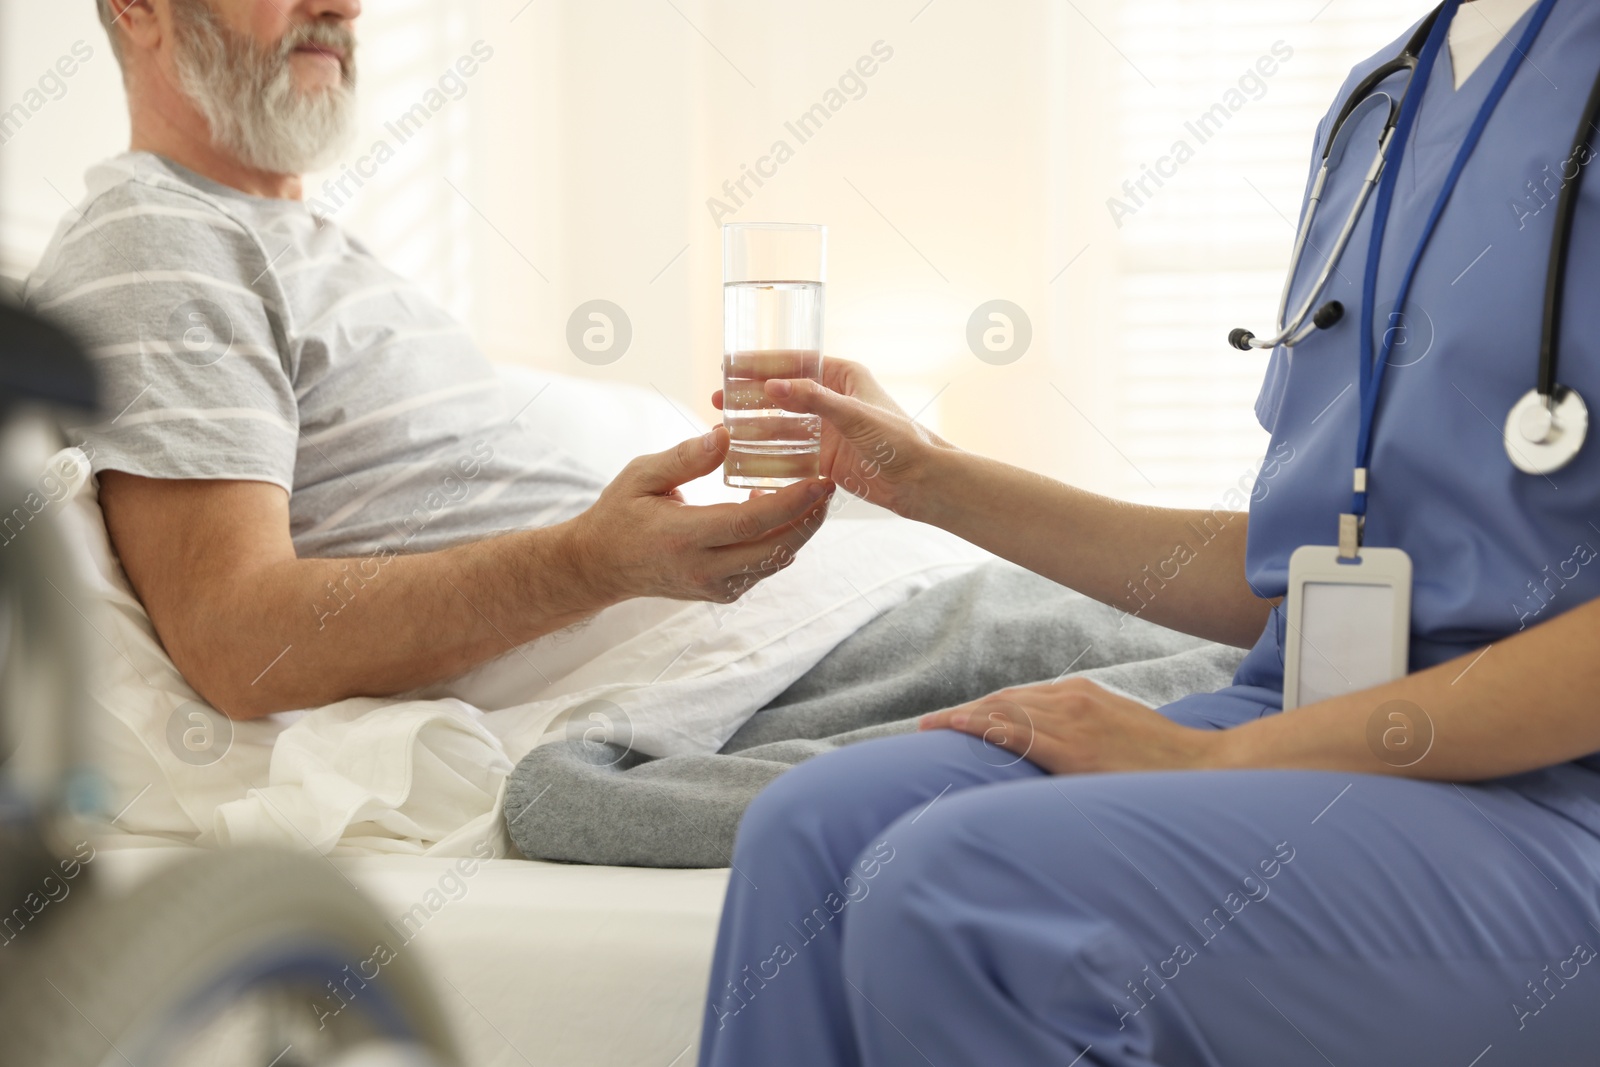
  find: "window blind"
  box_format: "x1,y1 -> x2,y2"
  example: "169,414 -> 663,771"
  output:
318,0 -> 478,324
1107,1 -> 1423,508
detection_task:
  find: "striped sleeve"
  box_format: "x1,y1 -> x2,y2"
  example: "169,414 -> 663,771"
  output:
26,178 -> 299,491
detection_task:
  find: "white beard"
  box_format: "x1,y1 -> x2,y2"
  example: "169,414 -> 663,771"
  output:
170,0 -> 357,175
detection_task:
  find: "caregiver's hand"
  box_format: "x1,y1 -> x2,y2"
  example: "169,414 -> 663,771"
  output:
918,677 -> 1223,775
713,357 -> 953,518
569,425 -> 833,604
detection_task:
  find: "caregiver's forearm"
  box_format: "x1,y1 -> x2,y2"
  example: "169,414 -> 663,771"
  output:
1213,595 -> 1600,780
909,448 -> 1272,647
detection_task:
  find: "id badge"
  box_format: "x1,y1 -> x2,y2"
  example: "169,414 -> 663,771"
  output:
1281,545 -> 1412,711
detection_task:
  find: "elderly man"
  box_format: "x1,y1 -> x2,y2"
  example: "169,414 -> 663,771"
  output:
28,0 -> 1236,869
30,0 -> 836,721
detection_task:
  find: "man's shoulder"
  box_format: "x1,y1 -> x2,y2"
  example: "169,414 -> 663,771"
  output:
92,156 -> 257,234
26,154 -> 270,303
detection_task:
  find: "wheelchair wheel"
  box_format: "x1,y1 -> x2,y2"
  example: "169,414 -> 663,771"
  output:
0,848 -> 460,1067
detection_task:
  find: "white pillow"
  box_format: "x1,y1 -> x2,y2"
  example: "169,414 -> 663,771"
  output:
493,364 -> 742,505
46,447 -> 278,843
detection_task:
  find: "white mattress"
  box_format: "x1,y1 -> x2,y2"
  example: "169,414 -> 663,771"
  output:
96,846 -> 728,1067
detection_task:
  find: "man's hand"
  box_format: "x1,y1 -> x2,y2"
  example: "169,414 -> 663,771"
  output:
918,677 -> 1223,775
713,358 -> 952,519
567,425 -> 834,604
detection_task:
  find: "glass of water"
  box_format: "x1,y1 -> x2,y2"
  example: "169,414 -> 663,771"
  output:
722,222 -> 826,488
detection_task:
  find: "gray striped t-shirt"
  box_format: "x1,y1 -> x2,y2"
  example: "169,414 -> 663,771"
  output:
26,152 -> 604,559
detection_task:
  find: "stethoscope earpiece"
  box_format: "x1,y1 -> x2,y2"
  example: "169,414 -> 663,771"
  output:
1228,302 -> 1344,353
1312,301 -> 1344,331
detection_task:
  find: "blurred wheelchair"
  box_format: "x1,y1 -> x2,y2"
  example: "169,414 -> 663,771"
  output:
0,298 -> 461,1067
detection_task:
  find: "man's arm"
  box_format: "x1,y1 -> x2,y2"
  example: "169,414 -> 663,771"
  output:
102,427 -> 833,720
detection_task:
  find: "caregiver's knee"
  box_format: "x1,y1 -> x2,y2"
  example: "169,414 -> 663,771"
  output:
735,754 -> 851,854
734,737 -> 935,862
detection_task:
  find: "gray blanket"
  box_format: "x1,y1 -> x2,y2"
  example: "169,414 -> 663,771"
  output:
505,562 -> 1246,867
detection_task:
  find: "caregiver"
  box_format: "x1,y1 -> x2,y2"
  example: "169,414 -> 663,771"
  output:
698,1 -> 1600,1064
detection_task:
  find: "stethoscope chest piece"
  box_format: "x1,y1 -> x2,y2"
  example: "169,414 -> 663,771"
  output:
1505,387 -> 1588,474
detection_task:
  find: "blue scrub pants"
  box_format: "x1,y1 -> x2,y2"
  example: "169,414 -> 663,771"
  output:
697,711 -> 1600,1065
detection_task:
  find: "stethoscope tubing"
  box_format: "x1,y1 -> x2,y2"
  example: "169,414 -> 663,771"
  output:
1250,0 -> 1595,417
1241,13 -> 1441,352
1538,55 -> 1600,404
1258,128 -> 1395,350
1237,0 -> 1597,480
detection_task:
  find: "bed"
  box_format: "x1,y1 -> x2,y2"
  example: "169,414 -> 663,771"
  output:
55,366 -> 968,1066
94,843 -> 728,1066
51,368 -> 741,1063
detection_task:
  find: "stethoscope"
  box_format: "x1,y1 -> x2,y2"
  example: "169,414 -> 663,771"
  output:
1230,0 -> 1600,477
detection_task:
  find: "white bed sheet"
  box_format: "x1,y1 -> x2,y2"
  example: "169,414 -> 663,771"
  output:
96,844 -> 727,1067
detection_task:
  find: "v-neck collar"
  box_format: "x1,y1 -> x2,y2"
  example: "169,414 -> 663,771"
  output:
1411,0 -> 1539,154
1446,0 -> 1543,92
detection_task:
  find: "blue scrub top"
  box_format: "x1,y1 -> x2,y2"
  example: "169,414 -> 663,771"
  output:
1164,1 -> 1600,826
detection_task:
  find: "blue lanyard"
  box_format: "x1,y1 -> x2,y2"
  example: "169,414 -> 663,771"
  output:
1351,0 -> 1561,524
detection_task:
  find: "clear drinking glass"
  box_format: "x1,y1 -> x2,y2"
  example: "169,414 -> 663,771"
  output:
722,222 -> 826,488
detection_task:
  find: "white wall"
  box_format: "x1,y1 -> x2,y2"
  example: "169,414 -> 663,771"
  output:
0,2 -> 129,276
467,0 -> 1073,481
0,0 -> 1425,506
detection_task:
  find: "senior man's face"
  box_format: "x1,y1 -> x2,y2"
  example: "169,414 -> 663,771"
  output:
167,0 -> 360,174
